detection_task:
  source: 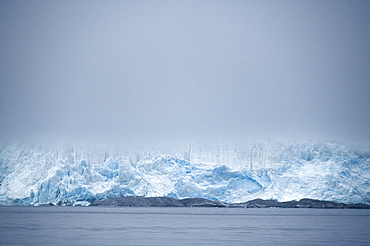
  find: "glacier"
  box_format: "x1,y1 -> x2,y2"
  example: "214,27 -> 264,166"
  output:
0,141 -> 369,206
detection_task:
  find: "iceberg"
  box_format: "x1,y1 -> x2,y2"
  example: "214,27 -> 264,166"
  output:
0,141 -> 369,206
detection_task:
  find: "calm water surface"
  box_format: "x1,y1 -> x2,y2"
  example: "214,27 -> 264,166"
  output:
0,206 -> 369,245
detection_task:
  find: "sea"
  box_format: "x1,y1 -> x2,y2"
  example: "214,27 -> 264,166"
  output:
0,206 -> 369,245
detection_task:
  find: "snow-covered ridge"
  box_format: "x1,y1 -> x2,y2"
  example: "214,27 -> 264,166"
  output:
0,141 -> 369,206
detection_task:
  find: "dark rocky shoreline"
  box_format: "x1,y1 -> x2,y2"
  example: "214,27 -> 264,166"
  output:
230,198 -> 370,209
89,196 -> 226,207
89,196 -> 370,209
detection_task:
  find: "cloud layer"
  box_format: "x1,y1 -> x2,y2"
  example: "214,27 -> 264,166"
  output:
1,1 -> 369,144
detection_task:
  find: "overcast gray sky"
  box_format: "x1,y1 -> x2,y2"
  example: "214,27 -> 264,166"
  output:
1,0 -> 369,145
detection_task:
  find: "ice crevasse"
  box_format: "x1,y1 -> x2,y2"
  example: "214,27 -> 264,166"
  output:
0,141 -> 369,206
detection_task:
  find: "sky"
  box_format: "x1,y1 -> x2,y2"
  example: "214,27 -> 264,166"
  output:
0,0 -> 369,145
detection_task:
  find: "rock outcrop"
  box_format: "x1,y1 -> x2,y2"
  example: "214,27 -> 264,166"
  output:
90,196 -> 370,208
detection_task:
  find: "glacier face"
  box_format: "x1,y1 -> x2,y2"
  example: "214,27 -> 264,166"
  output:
0,141 -> 369,206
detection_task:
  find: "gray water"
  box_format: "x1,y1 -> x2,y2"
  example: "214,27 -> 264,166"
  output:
0,207 -> 369,245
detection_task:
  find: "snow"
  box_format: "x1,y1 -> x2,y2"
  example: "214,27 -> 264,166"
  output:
0,141 -> 369,206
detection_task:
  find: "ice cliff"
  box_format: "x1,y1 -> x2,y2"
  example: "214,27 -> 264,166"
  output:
0,141 -> 369,206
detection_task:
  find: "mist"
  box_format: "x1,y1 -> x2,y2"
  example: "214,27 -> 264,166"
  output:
1,1 -> 369,145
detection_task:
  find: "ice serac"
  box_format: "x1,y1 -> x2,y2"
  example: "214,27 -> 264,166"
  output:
0,141 -> 369,206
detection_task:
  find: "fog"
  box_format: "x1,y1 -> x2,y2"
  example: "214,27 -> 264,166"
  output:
1,1 -> 369,145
